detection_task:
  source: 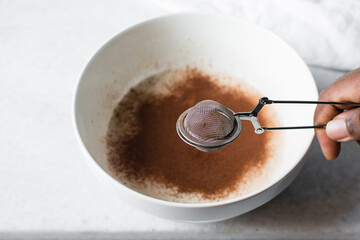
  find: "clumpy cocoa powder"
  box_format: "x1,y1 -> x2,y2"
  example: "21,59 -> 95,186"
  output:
106,68 -> 278,201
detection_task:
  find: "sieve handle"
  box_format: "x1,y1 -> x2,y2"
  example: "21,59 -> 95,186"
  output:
261,97 -> 360,132
262,126 -> 325,131
236,97 -> 360,134
264,98 -> 360,106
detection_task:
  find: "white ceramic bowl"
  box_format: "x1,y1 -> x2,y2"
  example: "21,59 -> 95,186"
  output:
73,13 -> 318,222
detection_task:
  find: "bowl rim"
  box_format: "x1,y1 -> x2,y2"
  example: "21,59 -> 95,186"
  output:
73,12 -> 317,208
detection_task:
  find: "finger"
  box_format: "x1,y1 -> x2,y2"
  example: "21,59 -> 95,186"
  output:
313,72 -> 357,127
315,128 -> 340,160
326,107 -> 360,142
314,102 -> 342,160
314,68 -> 360,160
314,102 -> 342,126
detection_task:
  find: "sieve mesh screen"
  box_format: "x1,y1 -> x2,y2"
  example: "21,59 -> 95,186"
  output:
183,100 -> 235,142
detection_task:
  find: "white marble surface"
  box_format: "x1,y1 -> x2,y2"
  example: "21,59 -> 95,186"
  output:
1,1 -> 360,239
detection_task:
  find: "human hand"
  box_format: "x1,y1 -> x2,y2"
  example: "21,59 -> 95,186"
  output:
314,67 -> 360,160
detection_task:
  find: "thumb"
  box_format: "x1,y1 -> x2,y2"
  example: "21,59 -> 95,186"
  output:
326,107 -> 360,142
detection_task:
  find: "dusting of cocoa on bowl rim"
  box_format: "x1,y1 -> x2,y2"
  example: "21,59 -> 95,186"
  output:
106,68 -> 279,202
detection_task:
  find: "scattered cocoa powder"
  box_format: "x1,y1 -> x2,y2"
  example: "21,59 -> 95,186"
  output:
106,68 -> 278,200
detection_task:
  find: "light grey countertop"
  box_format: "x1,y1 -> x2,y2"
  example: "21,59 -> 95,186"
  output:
1,1 -> 359,239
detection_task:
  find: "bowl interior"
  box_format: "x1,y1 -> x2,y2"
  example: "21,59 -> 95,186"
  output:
75,14 -> 318,203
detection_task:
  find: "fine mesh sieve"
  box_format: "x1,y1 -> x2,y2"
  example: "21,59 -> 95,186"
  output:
183,100 -> 235,141
176,100 -> 242,152
176,97 -> 360,152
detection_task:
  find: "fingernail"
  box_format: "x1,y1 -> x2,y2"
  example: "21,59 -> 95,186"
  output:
326,118 -> 348,140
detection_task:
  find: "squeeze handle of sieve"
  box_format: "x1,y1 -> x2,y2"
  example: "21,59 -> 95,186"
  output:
264,98 -> 360,106
262,125 -> 326,131
260,97 -> 360,131
236,97 -> 360,133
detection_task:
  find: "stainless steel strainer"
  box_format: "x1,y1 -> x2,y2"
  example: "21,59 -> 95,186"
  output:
176,97 -> 360,152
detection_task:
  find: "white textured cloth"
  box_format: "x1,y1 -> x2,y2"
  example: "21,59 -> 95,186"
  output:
150,0 -> 360,71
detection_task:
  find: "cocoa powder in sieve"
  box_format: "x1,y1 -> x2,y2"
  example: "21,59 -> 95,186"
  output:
106,68 -> 278,200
